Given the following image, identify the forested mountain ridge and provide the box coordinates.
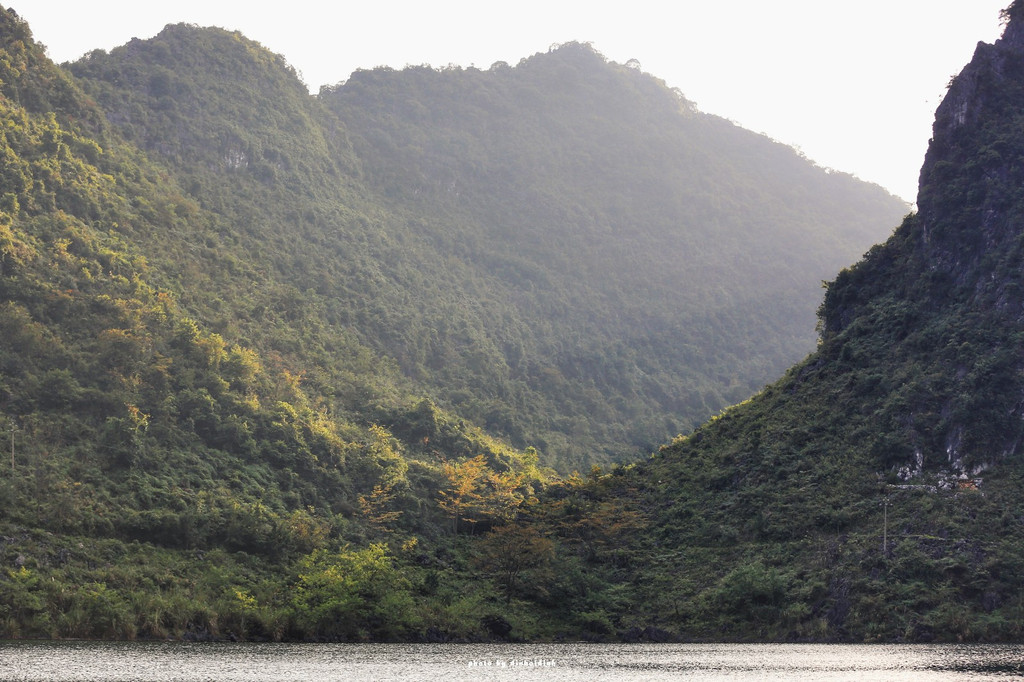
[320,43,908,462]
[0,4,927,642]
[595,1,1024,640]
[0,8,560,639]
[66,26,907,469]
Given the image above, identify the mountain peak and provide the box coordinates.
[0,6,100,128]
[926,4,1024,150]
[816,3,1024,478]
[913,4,1024,291]
[1002,0,1024,42]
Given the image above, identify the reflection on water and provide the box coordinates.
[1,641,1023,681]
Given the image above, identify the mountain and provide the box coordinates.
[0,5,919,641]
[321,44,907,463]
[66,29,906,469]
[0,10,547,640]
[577,1,1024,641]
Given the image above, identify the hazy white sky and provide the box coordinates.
[13,1,1011,202]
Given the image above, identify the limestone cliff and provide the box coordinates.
[817,3,1024,475]
[914,6,1023,288]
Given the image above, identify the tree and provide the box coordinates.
[358,482,403,533]
[291,544,416,640]
[481,468,527,523]
[437,454,487,533]
[476,524,554,601]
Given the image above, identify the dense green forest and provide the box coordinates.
[603,1,1024,640]
[8,0,1020,642]
[64,25,905,469]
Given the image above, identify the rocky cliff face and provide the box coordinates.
[917,2,1024,299]
[816,4,1024,478]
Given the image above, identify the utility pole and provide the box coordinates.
[882,496,888,556]
[9,418,16,472]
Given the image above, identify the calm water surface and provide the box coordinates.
[1,641,1023,681]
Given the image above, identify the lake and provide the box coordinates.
[1,641,1023,681]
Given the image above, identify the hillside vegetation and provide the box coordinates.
[0,4,944,641]
[67,26,905,469]
[591,1,1024,641]
[321,45,905,465]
